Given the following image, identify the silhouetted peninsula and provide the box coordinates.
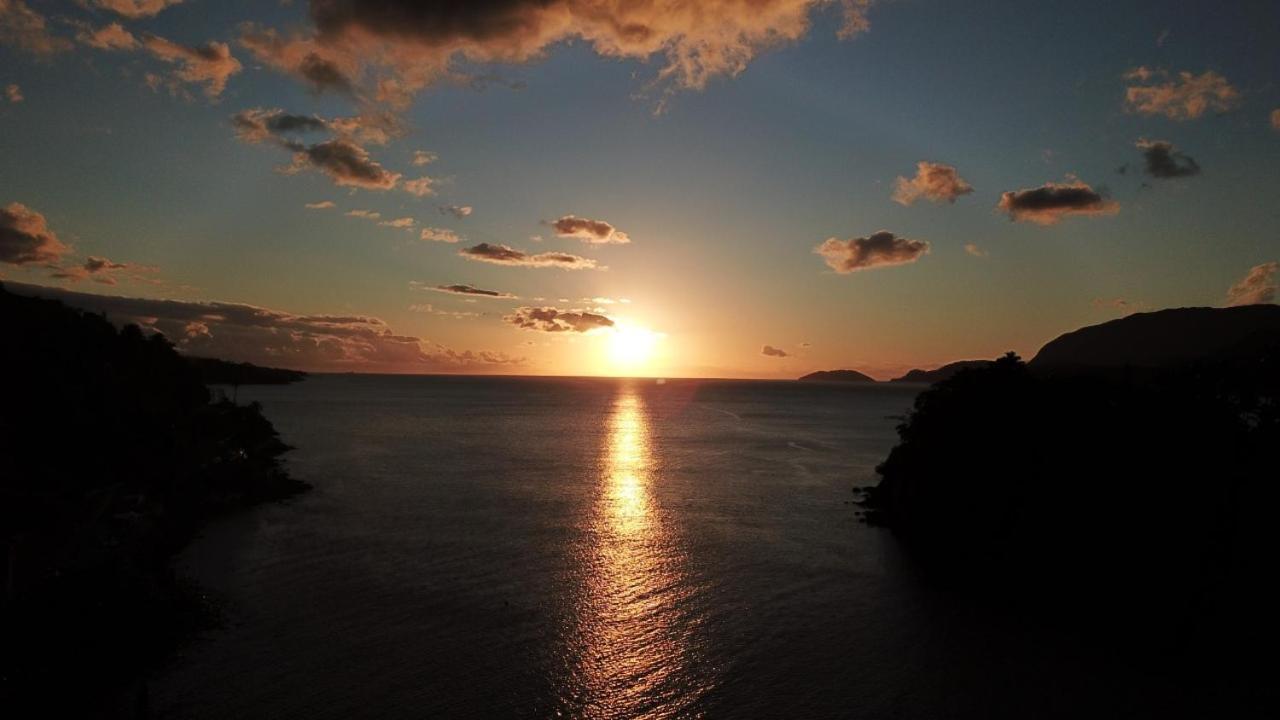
[797,369,877,383]
[889,360,992,383]
[0,283,308,716]
[188,356,308,385]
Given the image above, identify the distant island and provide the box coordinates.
[187,356,308,385]
[797,369,877,383]
[0,283,308,716]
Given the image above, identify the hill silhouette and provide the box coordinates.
[889,360,991,383]
[187,356,307,386]
[1031,305,1280,369]
[0,283,308,715]
[797,369,877,383]
[859,307,1280,714]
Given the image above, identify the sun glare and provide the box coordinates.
[607,325,661,371]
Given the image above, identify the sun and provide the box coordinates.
[608,325,661,371]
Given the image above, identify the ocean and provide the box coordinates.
[153,375,1192,719]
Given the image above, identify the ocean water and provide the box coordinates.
[153,375,1192,719]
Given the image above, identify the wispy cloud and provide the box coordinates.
[1123,67,1240,120]
[459,243,599,270]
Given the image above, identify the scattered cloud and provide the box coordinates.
[420,283,515,299]
[996,180,1119,225]
[305,200,336,209]
[379,217,415,229]
[48,255,140,285]
[964,242,988,258]
[140,35,242,99]
[89,0,184,19]
[891,161,973,206]
[1136,138,1200,178]
[408,303,481,319]
[345,209,380,219]
[549,215,631,244]
[459,243,599,270]
[4,281,523,372]
[505,306,614,333]
[403,176,436,197]
[412,150,437,166]
[1123,67,1240,120]
[4,83,21,102]
[815,230,929,273]
[232,108,401,190]
[242,0,879,110]
[1271,109,1280,131]
[0,0,73,55]
[440,205,472,218]
[761,344,789,357]
[1225,262,1278,307]
[419,227,461,243]
[1091,297,1135,310]
[77,21,139,50]
[1,202,69,265]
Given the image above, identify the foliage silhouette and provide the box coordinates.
[0,283,308,715]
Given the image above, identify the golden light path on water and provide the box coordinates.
[564,386,712,719]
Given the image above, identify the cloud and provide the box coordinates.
[964,242,988,258]
[305,200,336,209]
[402,176,436,197]
[239,25,359,96]
[1271,109,1280,131]
[420,283,516,299]
[996,180,1119,225]
[1123,67,1241,120]
[232,108,401,190]
[419,227,461,243]
[440,205,473,218]
[459,242,599,270]
[761,344,789,357]
[815,230,929,273]
[504,306,614,333]
[346,209,380,219]
[379,217,415,228]
[1136,138,1200,178]
[412,150,436,166]
[0,0,73,55]
[90,0,184,18]
[891,161,974,206]
[48,256,137,285]
[244,1,877,109]
[4,83,21,102]
[77,21,139,50]
[1225,262,1278,307]
[549,215,630,244]
[287,138,401,189]
[139,35,242,99]
[1,202,69,265]
[3,281,523,372]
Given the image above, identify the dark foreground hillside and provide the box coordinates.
[862,336,1280,714]
[0,283,308,716]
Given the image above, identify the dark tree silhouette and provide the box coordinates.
[0,283,308,716]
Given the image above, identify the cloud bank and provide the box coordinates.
[3,281,522,372]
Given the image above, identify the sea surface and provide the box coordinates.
[154,375,1194,719]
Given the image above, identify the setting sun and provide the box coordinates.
[607,325,662,371]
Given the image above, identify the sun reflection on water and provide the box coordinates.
[563,386,710,719]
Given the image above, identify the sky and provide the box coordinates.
[1,0,1278,379]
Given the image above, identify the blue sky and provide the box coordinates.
[2,0,1278,377]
